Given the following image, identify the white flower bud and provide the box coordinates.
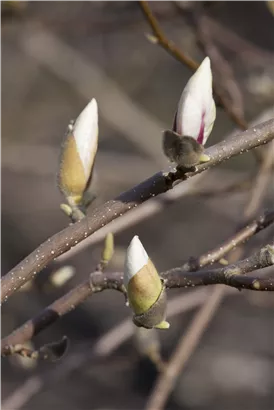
[124,236,170,330]
[58,98,98,204]
[174,57,216,145]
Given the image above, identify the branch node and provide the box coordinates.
[263,244,274,265]
[224,266,241,277]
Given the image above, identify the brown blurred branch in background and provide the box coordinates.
[202,15,274,64]
[1,1,27,19]
[145,285,225,410]
[243,142,274,220]
[194,11,247,130]
[139,1,249,132]
[2,210,274,355]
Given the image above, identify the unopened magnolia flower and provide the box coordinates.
[58,98,98,206]
[124,236,170,330]
[163,57,216,168]
[174,57,216,143]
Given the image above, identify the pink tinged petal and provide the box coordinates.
[197,113,205,145]
[172,111,177,133]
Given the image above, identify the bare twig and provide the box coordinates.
[180,209,274,271]
[139,1,248,131]
[5,265,273,410]
[57,170,250,263]
[2,336,69,362]
[2,119,274,303]
[0,288,216,410]
[162,242,274,289]
[2,213,274,354]
[55,102,272,268]
[139,1,198,70]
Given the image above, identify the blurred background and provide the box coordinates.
[1,2,274,409]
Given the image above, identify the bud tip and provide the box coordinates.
[124,235,149,286]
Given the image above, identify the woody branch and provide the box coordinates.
[2,210,274,355]
[2,118,274,303]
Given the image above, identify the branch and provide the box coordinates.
[139,1,248,130]
[58,170,251,264]
[163,243,274,290]
[146,243,273,410]
[139,1,198,70]
[2,212,274,355]
[1,271,124,356]
[179,210,274,271]
[145,141,274,409]
[1,289,213,410]
[2,119,274,303]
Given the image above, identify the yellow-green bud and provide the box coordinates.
[102,233,114,265]
[58,99,98,205]
[124,236,170,330]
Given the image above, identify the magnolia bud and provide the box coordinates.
[174,57,216,144]
[124,236,170,330]
[58,99,98,206]
[163,57,215,168]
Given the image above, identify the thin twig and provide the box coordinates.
[2,215,274,354]
[0,288,216,410]
[162,242,274,289]
[139,1,198,70]
[139,1,248,131]
[2,119,274,303]
[4,266,272,410]
[180,209,274,272]
[57,171,250,263]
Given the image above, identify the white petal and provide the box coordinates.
[176,57,216,144]
[203,98,216,142]
[124,236,149,287]
[73,98,98,177]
